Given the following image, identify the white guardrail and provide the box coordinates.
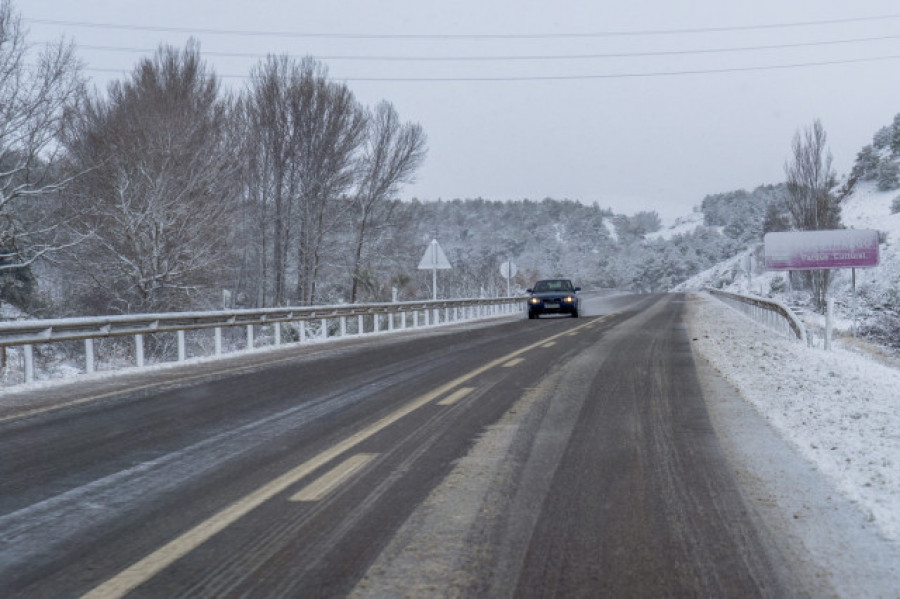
[0,298,525,386]
[704,288,807,344]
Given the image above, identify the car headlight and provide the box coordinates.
[530,297,540,304]
[564,296,574,303]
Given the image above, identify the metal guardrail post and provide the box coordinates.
[214,327,222,356]
[274,322,282,346]
[135,334,144,367]
[85,338,95,374]
[247,325,254,350]
[24,344,34,383]
[177,330,186,362]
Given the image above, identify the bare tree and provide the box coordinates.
[349,101,426,303]
[784,119,843,231]
[60,41,238,313]
[0,0,83,300]
[240,56,297,306]
[238,57,366,307]
[783,119,849,312]
[290,58,367,305]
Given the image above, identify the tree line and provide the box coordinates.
[1,0,425,316]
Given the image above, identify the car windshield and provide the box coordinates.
[533,280,573,293]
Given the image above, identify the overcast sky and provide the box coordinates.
[20,0,900,221]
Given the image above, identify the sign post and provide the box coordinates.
[500,260,517,297]
[417,238,452,300]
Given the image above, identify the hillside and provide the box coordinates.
[674,180,900,357]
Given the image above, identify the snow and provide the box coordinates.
[689,293,900,544]
[603,218,618,243]
[674,179,900,545]
[645,209,709,241]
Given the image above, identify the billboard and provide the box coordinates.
[764,230,880,271]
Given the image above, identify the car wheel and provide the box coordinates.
[528,310,536,319]
[571,309,579,318]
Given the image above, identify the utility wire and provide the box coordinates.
[24,13,900,40]
[78,53,900,82]
[52,33,900,62]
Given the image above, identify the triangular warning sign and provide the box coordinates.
[417,239,452,270]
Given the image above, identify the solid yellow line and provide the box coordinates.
[437,386,474,406]
[80,318,597,599]
[289,453,378,502]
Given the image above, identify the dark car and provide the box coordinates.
[526,279,581,319]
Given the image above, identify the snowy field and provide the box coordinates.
[688,292,900,544]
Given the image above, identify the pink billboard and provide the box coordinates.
[764,230,880,271]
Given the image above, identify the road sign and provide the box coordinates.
[764,230,879,271]
[500,261,517,279]
[418,238,451,300]
[417,239,452,270]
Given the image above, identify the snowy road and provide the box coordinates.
[0,293,894,596]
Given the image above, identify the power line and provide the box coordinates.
[24,13,900,40]
[51,33,900,62]
[78,53,900,82]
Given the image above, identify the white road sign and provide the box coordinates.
[417,239,452,270]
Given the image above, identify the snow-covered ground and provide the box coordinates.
[689,292,900,545]
[645,208,708,241]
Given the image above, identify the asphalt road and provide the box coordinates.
[0,294,800,597]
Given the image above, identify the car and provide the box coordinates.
[526,279,581,319]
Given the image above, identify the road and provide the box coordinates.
[0,294,801,597]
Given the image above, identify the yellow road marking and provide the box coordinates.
[81,318,597,599]
[437,386,474,406]
[503,357,525,367]
[290,454,377,502]
[541,341,556,348]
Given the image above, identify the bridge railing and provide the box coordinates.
[703,287,807,344]
[0,298,525,386]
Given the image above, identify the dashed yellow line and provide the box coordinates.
[81,318,598,599]
[437,387,475,406]
[290,454,378,502]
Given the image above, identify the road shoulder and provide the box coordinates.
[687,294,900,598]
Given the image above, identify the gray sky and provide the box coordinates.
[20,0,900,221]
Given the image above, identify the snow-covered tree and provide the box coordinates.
[60,41,238,313]
[0,0,83,305]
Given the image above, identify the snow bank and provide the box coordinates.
[688,293,900,543]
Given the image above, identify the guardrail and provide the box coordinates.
[0,297,525,386]
[704,287,807,344]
